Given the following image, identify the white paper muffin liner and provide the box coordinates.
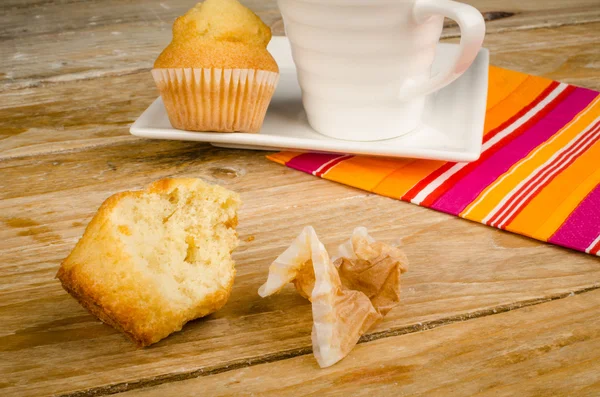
[152,68,279,133]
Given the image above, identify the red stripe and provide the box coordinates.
[420,85,576,208]
[401,83,559,203]
[401,162,457,202]
[315,155,353,177]
[402,82,561,204]
[498,124,600,229]
[488,121,600,226]
[590,238,600,255]
[483,82,560,144]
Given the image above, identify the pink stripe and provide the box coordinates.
[417,83,568,208]
[491,122,600,228]
[499,126,600,229]
[550,183,600,252]
[286,153,345,175]
[316,155,353,177]
[430,88,599,215]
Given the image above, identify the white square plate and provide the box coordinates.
[131,37,489,162]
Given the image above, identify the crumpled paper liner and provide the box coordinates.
[258,226,408,368]
[152,68,279,133]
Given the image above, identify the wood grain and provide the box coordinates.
[120,289,600,397]
[0,71,152,159]
[1,0,599,90]
[1,22,599,161]
[450,23,600,90]
[2,0,599,396]
[0,0,281,40]
[1,140,600,396]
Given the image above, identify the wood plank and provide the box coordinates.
[0,71,153,159]
[1,23,599,160]
[1,139,600,396]
[120,289,600,397]
[0,4,279,92]
[3,0,598,41]
[1,0,599,90]
[0,0,280,40]
[448,23,600,91]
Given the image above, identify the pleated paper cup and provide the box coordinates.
[152,68,279,133]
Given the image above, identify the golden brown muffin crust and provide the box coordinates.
[154,0,278,72]
[57,178,240,347]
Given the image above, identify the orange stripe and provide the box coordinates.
[535,167,600,241]
[486,67,529,110]
[324,157,404,192]
[267,151,303,165]
[496,122,600,229]
[316,155,352,177]
[373,160,447,199]
[506,139,600,238]
[462,98,600,222]
[484,76,553,136]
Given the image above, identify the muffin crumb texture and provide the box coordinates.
[57,178,240,346]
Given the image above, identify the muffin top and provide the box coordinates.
[154,0,278,72]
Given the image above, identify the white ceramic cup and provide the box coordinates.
[277,0,486,141]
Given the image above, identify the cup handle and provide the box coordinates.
[399,0,486,100]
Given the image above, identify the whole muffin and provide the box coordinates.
[153,0,279,133]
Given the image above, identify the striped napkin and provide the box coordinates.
[268,66,600,256]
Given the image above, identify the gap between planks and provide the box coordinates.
[2,12,598,93]
[2,19,600,163]
[58,283,600,397]
[0,134,142,162]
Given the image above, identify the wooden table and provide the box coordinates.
[2,1,600,396]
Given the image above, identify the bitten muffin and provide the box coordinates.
[153,0,279,133]
[57,178,240,346]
